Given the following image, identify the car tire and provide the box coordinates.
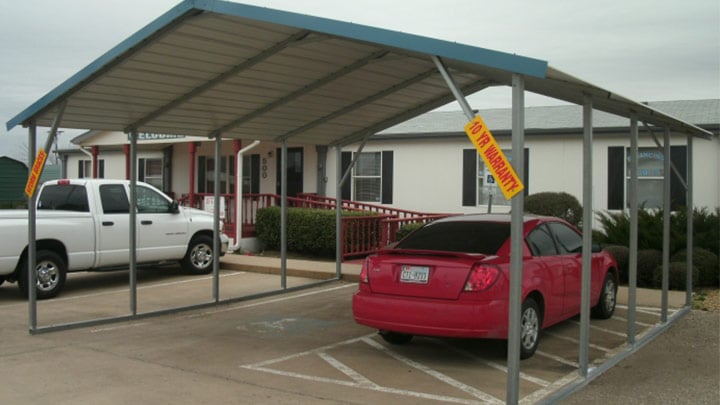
[520,298,542,360]
[592,272,617,319]
[18,250,67,300]
[379,331,413,345]
[181,235,214,275]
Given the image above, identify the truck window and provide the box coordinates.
[99,185,129,214]
[37,185,89,212]
[137,186,172,213]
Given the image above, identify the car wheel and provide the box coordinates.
[379,331,413,345]
[592,272,617,319]
[18,250,67,300]
[181,235,214,275]
[520,298,541,359]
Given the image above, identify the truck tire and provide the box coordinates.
[181,235,214,275]
[18,250,67,300]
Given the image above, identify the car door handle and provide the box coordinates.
[102,221,114,226]
[141,220,153,225]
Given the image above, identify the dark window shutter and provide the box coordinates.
[99,160,105,179]
[341,152,352,200]
[251,154,260,194]
[197,156,206,193]
[138,158,146,182]
[381,151,393,204]
[523,148,530,196]
[78,161,84,178]
[670,145,687,209]
[462,149,477,206]
[607,147,624,210]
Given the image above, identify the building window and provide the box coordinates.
[140,158,163,189]
[78,159,104,178]
[463,148,528,207]
[607,145,686,210]
[197,155,235,194]
[341,151,393,204]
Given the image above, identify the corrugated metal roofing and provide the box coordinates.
[380,99,720,136]
[5,0,712,144]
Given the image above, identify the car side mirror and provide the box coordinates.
[169,201,180,214]
[592,243,602,253]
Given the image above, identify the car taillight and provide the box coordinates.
[359,257,371,283]
[464,264,500,292]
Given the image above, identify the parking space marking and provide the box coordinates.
[436,340,551,388]
[543,331,612,353]
[569,320,628,338]
[535,350,579,368]
[242,333,488,405]
[362,337,505,404]
[519,372,579,405]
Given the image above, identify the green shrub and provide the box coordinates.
[653,262,699,291]
[671,248,719,287]
[525,192,583,226]
[597,207,719,256]
[603,245,629,283]
[637,249,663,287]
[255,207,373,258]
[395,222,424,241]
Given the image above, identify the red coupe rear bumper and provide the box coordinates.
[352,290,509,339]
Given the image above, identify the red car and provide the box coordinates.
[352,214,618,359]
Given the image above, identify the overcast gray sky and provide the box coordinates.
[1,0,718,162]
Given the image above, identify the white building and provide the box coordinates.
[60,99,719,232]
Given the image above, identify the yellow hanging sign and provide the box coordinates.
[464,115,524,200]
[25,148,48,198]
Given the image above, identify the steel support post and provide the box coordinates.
[213,133,222,301]
[129,130,138,315]
[685,135,694,305]
[27,122,37,333]
[506,73,526,405]
[335,146,343,278]
[280,140,288,289]
[627,116,639,343]
[661,129,671,322]
[579,96,593,376]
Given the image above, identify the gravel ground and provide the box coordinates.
[561,294,719,405]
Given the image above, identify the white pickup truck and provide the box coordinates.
[0,179,228,299]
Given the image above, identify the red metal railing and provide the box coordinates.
[178,192,452,260]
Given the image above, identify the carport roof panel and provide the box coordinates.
[6,0,712,142]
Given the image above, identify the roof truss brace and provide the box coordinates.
[124,30,311,133]
[213,49,389,135]
[275,68,438,142]
[332,78,494,147]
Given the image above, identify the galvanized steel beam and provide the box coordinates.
[685,135,694,305]
[627,116,639,344]
[129,129,138,315]
[579,96,593,376]
[661,128,671,322]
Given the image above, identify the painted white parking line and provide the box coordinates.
[519,372,580,405]
[361,337,504,404]
[241,333,488,405]
[543,331,612,353]
[569,321,628,338]
[436,340,551,388]
[318,352,378,389]
[611,315,654,328]
[535,350,579,368]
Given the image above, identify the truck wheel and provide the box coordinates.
[18,250,67,300]
[0,276,5,287]
[181,235,214,275]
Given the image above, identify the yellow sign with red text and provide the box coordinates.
[464,115,524,200]
[25,148,48,198]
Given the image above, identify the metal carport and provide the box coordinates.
[5,1,713,403]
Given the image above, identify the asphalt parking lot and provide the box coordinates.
[0,264,681,404]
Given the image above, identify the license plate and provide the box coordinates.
[400,265,429,284]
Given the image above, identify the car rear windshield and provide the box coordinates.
[37,185,89,212]
[395,221,511,254]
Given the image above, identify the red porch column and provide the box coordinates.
[189,142,197,207]
[123,144,130,180]
[91,145,99,178]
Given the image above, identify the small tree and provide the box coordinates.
[525,192,583,226]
